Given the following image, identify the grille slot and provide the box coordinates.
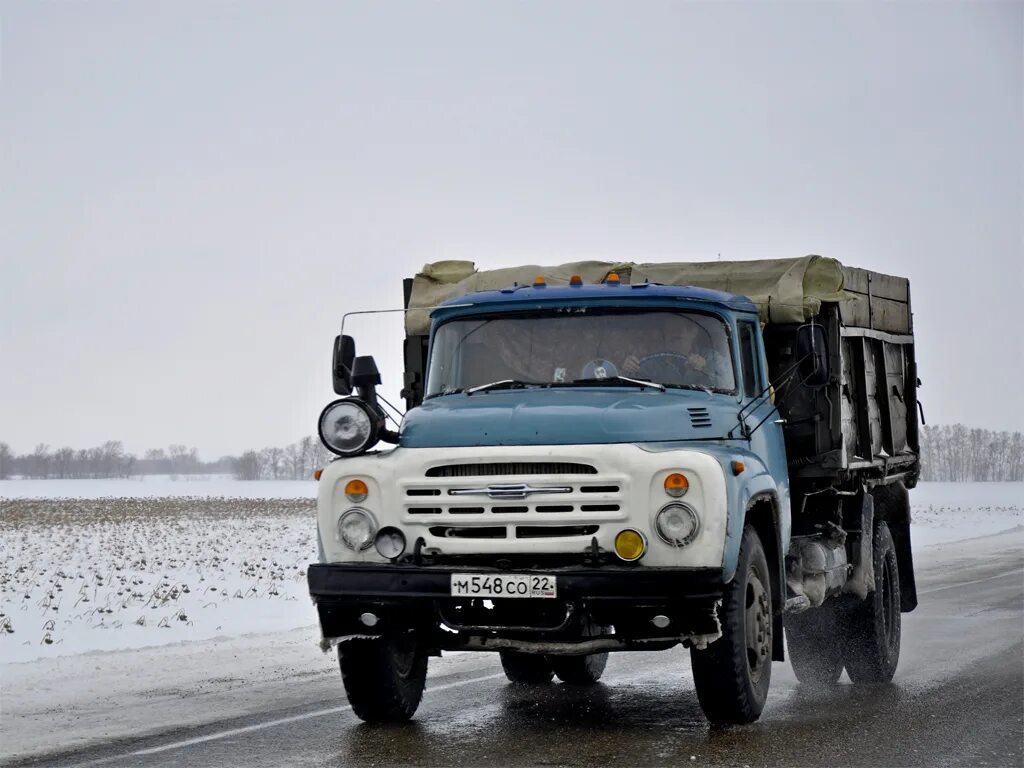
[430,526,506,539]
[491,506,529,514]
[580,485,620,493]
[536,505,574,513]
[449,507,485,515]
[516,525,599,539]
[426,462,597,478]
[688,407,713,428]
[580,504,620,512]
[406,489,441,497]
[408,507,442,515]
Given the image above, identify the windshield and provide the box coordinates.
[426,311,737,396]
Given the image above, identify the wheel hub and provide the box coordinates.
[745,566,771,683]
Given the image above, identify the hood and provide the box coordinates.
[400,388,740,448]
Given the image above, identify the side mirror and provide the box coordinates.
[332,335,356,395]
[796,325,829,387]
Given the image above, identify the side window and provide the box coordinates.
[738,322,761,398]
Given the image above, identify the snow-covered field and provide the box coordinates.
[0,480,1019,666]
[1,491,318,664]
[907,481,1022,546]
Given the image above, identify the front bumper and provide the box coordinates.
[308,562,724,600]
[308,562,725,649]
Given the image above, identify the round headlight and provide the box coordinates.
[655,503,700,547]
[319,398,379,456]
[338,508,377,551]
[374,527,407,560]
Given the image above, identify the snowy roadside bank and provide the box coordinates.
[1,528,1020,765]
[0,481,1020,762]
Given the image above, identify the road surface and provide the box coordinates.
[4,531,1022,768]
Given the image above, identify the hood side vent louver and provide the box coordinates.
[688,407,713,429]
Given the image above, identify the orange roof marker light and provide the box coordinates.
[569,274,583,286]
[533,276,547,288]
[605,272,621,285]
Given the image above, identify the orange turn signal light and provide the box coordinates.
[344,479,369,502]
[533,276,547,287]
[605,272,621,284]
[732,461,745,475]
[569,274,583,286]
[313,469,322,481]
[664,472,689,497]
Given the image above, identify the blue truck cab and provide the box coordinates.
[308,259,920,726]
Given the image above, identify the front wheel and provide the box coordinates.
[690,525,773,725]
[339,634,428,722]
[843,520,901,683]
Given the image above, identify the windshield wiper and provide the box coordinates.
[569,376,666,392]
[465,379,544,395]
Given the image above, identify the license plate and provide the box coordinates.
[450,573,557,599]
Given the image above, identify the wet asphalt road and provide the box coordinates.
[13,542,1024,768]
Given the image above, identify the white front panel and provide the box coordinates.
[318,444,728,568]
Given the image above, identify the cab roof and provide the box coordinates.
[433,281,759,316]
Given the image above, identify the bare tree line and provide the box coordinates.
[919,424,1023,482]
[0,438,329,481]
[1,425,1020,482]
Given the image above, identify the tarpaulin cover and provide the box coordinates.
[405,255,906,335]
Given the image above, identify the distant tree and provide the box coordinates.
[0,442,11,479]
[234,450,262,481]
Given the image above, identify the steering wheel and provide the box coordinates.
[635,352,714,387]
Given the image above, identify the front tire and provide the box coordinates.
[786,601,844,685]
[843,520,901,683]
[500,651,554,684]
[690,525,773,725]
[339,634,427,722]
[550,652,608,685]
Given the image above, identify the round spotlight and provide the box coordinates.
[337,508,377,551]
[319,398,379,456]
[614,528,647,562]
[374,527,407,560]
[655,503,700,547]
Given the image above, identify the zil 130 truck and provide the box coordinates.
[307,256,921,725]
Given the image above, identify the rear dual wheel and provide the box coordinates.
[787,520,902,686]
[500,650,608,685]
[843,521,901,682]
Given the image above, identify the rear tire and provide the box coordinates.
[550,652,608,685]
[786,602,844,685]
[844,520,901,683]
[500,651,554,684]
[339,634,427,722]
[690,525,773,725]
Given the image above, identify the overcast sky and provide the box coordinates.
[2,1,1022,458]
